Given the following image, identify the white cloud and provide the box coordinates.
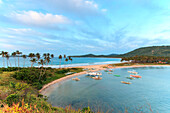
[34,0,100,16]
[101,9,107,12]
[8,11,71,28]
[0,0,2,4]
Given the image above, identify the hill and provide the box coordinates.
[118,46,170,57]
[71,53,119,57]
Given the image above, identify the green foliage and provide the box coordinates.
[6,94,19,106]
[119,46,170,57]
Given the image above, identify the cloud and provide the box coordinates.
[0,0,2,4]
[7,11,71,29]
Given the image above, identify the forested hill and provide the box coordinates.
[118,46,170,57]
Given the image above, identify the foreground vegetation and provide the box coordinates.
[0,67,97,113]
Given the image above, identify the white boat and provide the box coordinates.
[87,72,102,76]
[92,76,102,80]
[128,70,138,74]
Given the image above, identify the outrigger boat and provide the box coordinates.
[92,76,102,80]
[128,70,138,74]
[126,77,135,80]
[114,75,120,77]
[87,72,102,76]
[72,77,80,81]
[130,75,142,78]
[121,81,131,84]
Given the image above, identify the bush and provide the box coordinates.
[6,94,20,106]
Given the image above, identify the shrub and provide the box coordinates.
[6,94,20,106]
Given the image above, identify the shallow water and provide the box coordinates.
[43,66,170,113]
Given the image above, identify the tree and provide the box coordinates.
[5,53,10,67]
[16,50,22,67]
[12,52,17,67]
[30,58,37,67]
[22,55,27,67]
[59,55,62,68]
[36,53,41,67]
[51,54,54,65]
[0,51,5,67]
[65,58,68,68]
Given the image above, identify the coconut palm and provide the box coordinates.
[59,55,62,68]
[36,53,41,67]
[12,52,17,67]
[22,55,27,67]
[0,51,5,67]
[16,50,22,67]
[5,53,9,67]
[30,58,37,67]
[51,54,54,65]
[65,58,68,68]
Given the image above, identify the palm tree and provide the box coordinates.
[16,50,22,67]
[63,54,66,67]
[0,51,5,67]
[5,53,9,67]
[30,58,37,67]
[36,53,41,67]
[65,58,68,68]
[59,55,62,68]
[51,54,54,65]
[46,57,51,65]
[22,55,27,67]
[43,53,47,65]
[12,52,17,67]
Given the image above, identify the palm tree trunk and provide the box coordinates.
[3,57,5,67]
[60,60,61,68]
[24,59,25,67]
[18,57,19,67]
[7,59,8,67]
[15,57,16,67]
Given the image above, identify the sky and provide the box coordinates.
[0,0,170,56]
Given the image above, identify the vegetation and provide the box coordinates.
[118,46,170,57]
[121,55,170,64]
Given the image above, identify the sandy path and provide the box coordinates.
[39,64,170,93]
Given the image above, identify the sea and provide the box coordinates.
[0,57,121,68]
[42,66,170,113]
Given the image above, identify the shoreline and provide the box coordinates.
[39,64,170,93]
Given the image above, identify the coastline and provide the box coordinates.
[39,64,170,93]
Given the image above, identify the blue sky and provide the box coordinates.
[0,0,170,56]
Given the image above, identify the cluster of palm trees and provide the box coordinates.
[0,50,73,68]
[121,55,170,64]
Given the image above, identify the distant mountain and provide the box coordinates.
[118,46,170,57]
[71,53,119,58]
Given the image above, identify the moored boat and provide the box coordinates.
[126,77,135,80]
[87,72,102,76]
[130,75,142,78]
[92,76,102,80]
[114,75,120,77]
[121,81,131,84]
[72,77,80,81]
[128,71,138,74]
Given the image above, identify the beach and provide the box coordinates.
[39,64,170,93]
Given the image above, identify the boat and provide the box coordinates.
[87,72,102,76]
[126,77,135,80]
[128,71,138,74]
[130,75,142,78]
[72,77,80,81]
[92,76,102,80]
[105,69,113,72]
[114,75,120,77]
[108,72,112,74]
[121,81,131,84]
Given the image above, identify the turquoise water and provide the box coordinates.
[0,57,121,68]
[42,66,170,113]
